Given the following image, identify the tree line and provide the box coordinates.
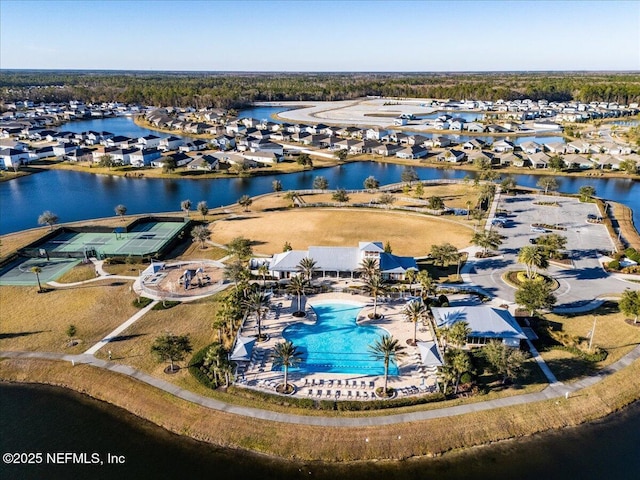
[1,71,639,107]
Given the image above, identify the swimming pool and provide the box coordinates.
[281,301,399,376]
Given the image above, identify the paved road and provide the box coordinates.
[2,346,638,426]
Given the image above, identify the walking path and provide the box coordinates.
[2,343,638,426]
[83,300,159,355]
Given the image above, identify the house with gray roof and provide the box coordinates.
[431,306,527,348]
[268,241,417,281]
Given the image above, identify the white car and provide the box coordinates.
[530,226,548,233]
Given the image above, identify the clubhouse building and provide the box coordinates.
[262,241,418,280]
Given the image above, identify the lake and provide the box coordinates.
[1,383,638,480]
[1,162,638,235]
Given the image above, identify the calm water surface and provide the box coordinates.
[1,162,637,234]
[0,384,638,480]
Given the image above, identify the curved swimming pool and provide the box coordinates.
[281,301,399,376]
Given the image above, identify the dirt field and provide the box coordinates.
[209,208,474,256]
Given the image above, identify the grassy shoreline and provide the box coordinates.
[0,356,638,462]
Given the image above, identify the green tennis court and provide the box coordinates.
[1,220,189,286]
[37,221,185,258]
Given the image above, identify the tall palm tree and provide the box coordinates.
[287,275,307,314]
[297,257,318,284]
[363,274,387,319]
[271,340,303,392]
[403,299,427,345]
[447,321,471,348]
[31,266,43,293]
[242,291,270,341]
[405,268,417,296]
[257,263,270,289]
[518,246,549,279]
[358,257,379,282]
[369,334,405,395]
[417,270,436,299]
[449,349,472,395]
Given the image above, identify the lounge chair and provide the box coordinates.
[336,380,342,388]
[369,381,375,390]
[318,379,325,387]
[327,380,334,387]
[335,390,341,399]
[360,380,366,389]
[311,379,317,387]
[316,389,322,397]
[347,391,353,399]
[355,391,361,399]
[325,390,332,398]
[362,391,369,400]
[307,389,313,396]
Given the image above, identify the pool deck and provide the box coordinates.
[236,292,439,399]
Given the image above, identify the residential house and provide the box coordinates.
[497,152,521,167]
[436,149,466,163]
[396,145,428,160]
[520,141,542,154]
[527,151,550,168]
[465,122,485,133]
[545,142,566,155]
[431,306,527,348]
[242,151,282,165]
[105,135,133,148]
[462,139,485,150]
[366,128,387,140]
[179,140,208,152]
[563,154,593,170]
[159,136,185,152]
[566,141,590,154]
[0,148,31,169]
[152,152,191,168]
[187,154,219,171]
[129,148,162,167]
[52,143,77,158]
[212,135,236,150]
[137,135,162,149]
[492,140,515,153]
[372,143,403,157]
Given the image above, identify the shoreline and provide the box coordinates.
[0,353,638,462]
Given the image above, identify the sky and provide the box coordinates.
[1,0,639,72]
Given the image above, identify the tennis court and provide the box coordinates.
[0,219,189,286]
[36,221,186,258]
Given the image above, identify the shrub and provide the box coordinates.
[132,296,153,308]
[460,372,473,384]
[189,344,218,390]
[607,260,621,271]
[438,294,449,307]
[153,300,181,310]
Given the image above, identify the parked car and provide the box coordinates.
[530,226,548,233]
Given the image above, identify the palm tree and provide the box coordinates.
[449,349,472,395]
[271,340,303,393]
[405,268,417,296]
[180,199,192,217]
[465,200,473,220]
[287,275,307,314]
[471,229,502,256]
[238,194,253,211]
[363,274,387,319]
[403,299,427,345]
[369,335,405,396]
[447,321,471,348]
[518,246,549,279]
[257,263,270,289]
[242,291,270,341]
[31,266,43,293]
[358,257,379,282]
[297,257,318,283]
[417,270,436,300]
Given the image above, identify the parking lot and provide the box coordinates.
[468,193,631,310]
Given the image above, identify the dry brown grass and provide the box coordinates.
[0,282,138,354]
[94,295,220,375]
[210,208,473,256]
[55,262,97,283]
[1,356,638,461]
[543,304,640,369]
[612,201,640,250]
[177,242,228,261]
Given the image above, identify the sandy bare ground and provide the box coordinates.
[273,98,438,128]
[209,208,473,256]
